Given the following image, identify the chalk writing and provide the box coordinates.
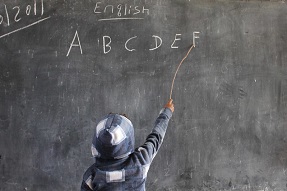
[193,32,200,47]
[93,2,149,21]
[149,35,162,51]
[171,34,181,49]
[66,32,200,56]
[0,0,50,39]
[125,36,137,52]
[66,30,83,57]
[103,36,112,54]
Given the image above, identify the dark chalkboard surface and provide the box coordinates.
[1,0,287,190]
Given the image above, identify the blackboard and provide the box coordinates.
[1,0,287,190]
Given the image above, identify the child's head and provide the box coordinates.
[91,113,135,159]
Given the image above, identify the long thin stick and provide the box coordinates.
[169,44,195,99]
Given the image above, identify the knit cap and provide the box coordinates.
[91,114,135,159]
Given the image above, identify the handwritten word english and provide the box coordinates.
[66,31,200,57]
[93,2,149,21]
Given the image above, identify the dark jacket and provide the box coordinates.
[81,108,173,191]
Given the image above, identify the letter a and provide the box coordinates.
[66,30,83,57]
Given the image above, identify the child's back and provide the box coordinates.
[81,100,174,191]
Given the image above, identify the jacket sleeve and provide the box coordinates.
[135,108,173,163]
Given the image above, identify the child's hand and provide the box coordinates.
[164,99,174,113]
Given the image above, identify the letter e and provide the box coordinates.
[94,2,102,13]
[171,34,181,49]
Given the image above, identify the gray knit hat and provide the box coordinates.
[91,114,135,159]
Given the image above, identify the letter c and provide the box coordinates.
[125,36,137,52]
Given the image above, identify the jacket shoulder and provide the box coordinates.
[82,163,97,190]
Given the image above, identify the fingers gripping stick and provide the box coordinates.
[164,99,174,113]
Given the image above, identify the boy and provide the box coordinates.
[81,99,174,191]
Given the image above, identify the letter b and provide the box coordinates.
[103,36,112,54]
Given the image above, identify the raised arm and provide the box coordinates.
[135,99,174,163]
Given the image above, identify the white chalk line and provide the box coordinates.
[98,17,144,21]
[0,16,51,39]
